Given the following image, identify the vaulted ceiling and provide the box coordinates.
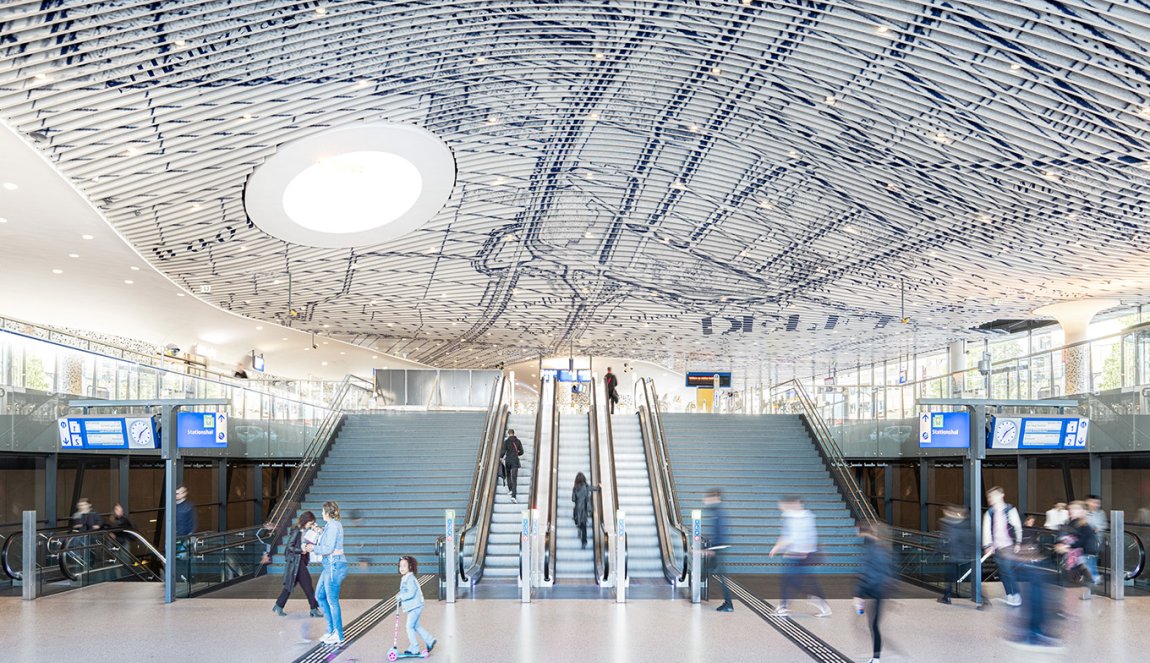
[3,0,1150,373]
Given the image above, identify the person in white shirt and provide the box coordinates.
[982,486,1023,607]
[769,496,831,617]
[1043,502,1068,530]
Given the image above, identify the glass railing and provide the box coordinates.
[173,525,266,598]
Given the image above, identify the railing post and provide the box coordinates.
[22,510,36,601]
[615,510,626,603]
[690,509,702,603]
[1111,511,1125,601]
[444,510,456,603]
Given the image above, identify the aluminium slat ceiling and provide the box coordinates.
[3,0,1150,373]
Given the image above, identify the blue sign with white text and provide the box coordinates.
[176,412,229,448]
[58,417,158,450]
[918,412,971,449]
[989,417,1089,450]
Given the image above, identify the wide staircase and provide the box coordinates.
[554,414,596,580]
[464,413,535,580]
[662,414,862,573]
[611,413,663,578]
[271,412,485,575]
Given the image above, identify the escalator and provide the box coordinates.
[3,527,165,596]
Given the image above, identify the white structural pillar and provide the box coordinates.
[520,510,531,603]
[690,509,702,603]
[615,510,627,603]
[948,340,966,397]
[1035,299,1119,396]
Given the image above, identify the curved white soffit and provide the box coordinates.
[245,123,457,248]
[0,119,426,378]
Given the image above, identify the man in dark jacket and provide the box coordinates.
[500,429,524,504]
[604,368,620,414]
[938,504,972,604]
[705,489,733,612]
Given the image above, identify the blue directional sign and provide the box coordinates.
[176,412,229,448]
[918,411,971,449]
[58,417,158,450]
[989,416,1089,450]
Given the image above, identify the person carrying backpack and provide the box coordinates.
[937,504,972,605]
[982,486,1023,607]
[500,428,524,504]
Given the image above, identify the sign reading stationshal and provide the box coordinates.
[918,411,971,449]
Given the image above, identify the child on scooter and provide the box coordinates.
[397,556,437,656]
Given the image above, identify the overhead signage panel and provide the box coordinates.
[177,412,229,448]
[918,411,971,449]
[686,372,732,388]
[58,416,158,450]
[989,416,1088,450]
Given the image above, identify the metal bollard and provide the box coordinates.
[444,510,456,603]
[690,510,702,604]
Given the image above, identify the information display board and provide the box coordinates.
[918,411,971,449]
[58,416,158,450]
[686,372,732,388]
[989,416,1089,450]
[176,412,229,449]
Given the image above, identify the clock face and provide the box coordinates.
[995,420,1019,448]
[129,420,153,448]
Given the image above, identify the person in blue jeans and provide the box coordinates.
[305,501,348,646]
[397,556,437,655]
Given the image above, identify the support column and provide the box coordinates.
[948,341,966,398]
[883,464,894,524]
[44,454,57,528]
[118,455,130,515]
[216,459,228,532]
[1035,299,1119,396]
[1017,456,1030,519]
[919,458,930,531]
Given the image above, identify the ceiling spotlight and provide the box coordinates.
[256,326,263,330]
[1010,63,1022,70]
[486,115,500,125]
[130,265,140,271]
[475,56,488,64]
[672,180,685,190]
[176,292,186,297]
[593,52,604,60]
[52,269,63,274]
[315,6,327,16]
[587,112,599,120]
[2,182,17,190]
[124,279,134,284]
[824,95,837,105]
[689,123,700,132]
[710,66,722,76]
[33,73,50,81]
[843,225,859,235]
[81,234,94,240]
[174,39,186,47]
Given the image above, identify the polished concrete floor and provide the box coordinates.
[2,580,1148,662]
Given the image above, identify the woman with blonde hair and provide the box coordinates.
[304,501,348,645]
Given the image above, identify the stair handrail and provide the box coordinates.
[648,380,688,535]
[263,374,374,534]
[637,378,690,583]
[771,379,879,528]
[456,375,510,582]
[587,378,611,584]
[544,379,560,582]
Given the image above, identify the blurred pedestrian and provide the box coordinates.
[770,495,831,617]
[854,523,892,663]
[1044,502,1068,530]
[71,498,103,532]
[273,511,323,619]
[937,504,972,604]
[1013,518,1061,648]
[982,486,1022,607]
[1055,501,1099,601]
[107,503,135,546]
[705,489,733,612]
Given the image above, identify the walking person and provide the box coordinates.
[854,523,892,663]
[107,503,136,547]
[770,495,831,617]
[1084,494,1107,591]
[982,486,1023,607]
[705,489,734,612]
[273,511,323,619]
[397,556,437,655]
[71,498,103,532]
[937,504,972,604]
[1055,501,1099,601]
[500,428,524,504]
[572,472,592,550]
[305,501,348,646]
[604,367,620,414]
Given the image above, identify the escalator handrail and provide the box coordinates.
[455,375,510,581]
[544,380,560,582]
[638,405,684,584]
[459,405,511,582]
[640,379,690,582]
[599,378,621,583]
[55,530,165,583]
[2,526,73,580]
[587,378,609,583]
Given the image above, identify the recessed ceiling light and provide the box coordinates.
[321,361,329,366]
[256,326,263,330]
[130,266,140,271]
[176,292,185,297]
[372,355,379,359]
[587,112,600,120]
[593,52,604,60]
[486,115,500,125]
[1010,63,1022,70]
[52,269,63,274]
[236,244,247,251]
[281,337,288,341]
[876,26,889,33]
[272,279,280,285]
[315,6,327,15]
[241,113,253,121]
[124,279,134,284]
[475,56,488,64]
[672,181,685,189]
[123,147,139,157]
[0,218,8,223]
[323,323,330,328]
[824,95,837,105]
[1043,171,1060,180]
[81,234,94,240]
[34,73,51,81]
[323,341,329,345]
[354,80,370,89]
[742,0,752,5]
[710,66,722,75]
[844,225,859,235]
[174,39,186,47]
[2,182,17,190]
